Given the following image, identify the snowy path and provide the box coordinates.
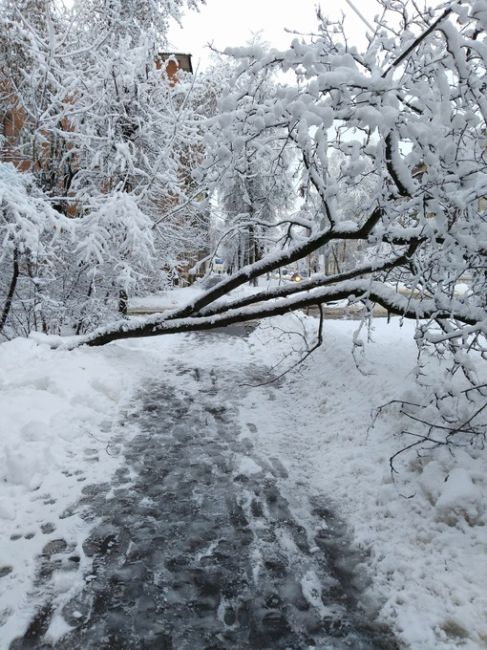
[9,331,398,649]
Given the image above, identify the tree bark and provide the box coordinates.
[119,289,128,316]
[0,249,19,335]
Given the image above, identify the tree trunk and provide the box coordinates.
[0,249,19,335]
[119,289,128,316]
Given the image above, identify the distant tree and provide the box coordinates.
[204,49,296,281]
[308,151,380,275]
[0,0,78,337]
[0,0,70,197]
[64,0,209,314]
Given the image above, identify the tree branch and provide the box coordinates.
[163,206,384,321]
[197,243,419,318]
[77,278,480,347]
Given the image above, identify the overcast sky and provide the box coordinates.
[167,0,385,70]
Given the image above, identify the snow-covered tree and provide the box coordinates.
[0,163,70,338]
[204,50,296,278]
[1,0,208,329]
[0,0,70,196]
[80,1,486,454]
[84,0,487,340]
[305,151,380,275]
[67,0,209,312]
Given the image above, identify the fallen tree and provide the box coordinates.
[63,0,485,433]
[76,1,486,352]
[69,1,487,460]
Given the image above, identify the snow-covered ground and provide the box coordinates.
[0,309,485,649]
[0,335,176,644]
[244,315,487,650]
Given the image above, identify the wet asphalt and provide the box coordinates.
[10,331,399,650]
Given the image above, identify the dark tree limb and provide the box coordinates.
[382,4,455,77]
[164,206,384,321]
[0,249,19,336]
[79,279,479,347]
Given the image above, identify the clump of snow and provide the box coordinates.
[235,456,263,477]
[435,465,485,526]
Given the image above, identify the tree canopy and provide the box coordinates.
[1,1,486,443]
[79,0,486,351]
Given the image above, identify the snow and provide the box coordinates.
[1,311,486,649]
[3,0,487,644]
[0,334,176,644]
[235,455,263,476]
[129,285,205,312]
[128,277,285,314]
[241,315,487,650]
[435,466,484,525]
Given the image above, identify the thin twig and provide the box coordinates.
[240,304,324,388]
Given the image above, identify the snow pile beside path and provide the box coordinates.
[0,337,153,643]
[246,315,487,650]
[0,339,125,490]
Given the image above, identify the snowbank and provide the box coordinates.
[129,285,204,312]
[128,276,284,313]
[244,315,487,650]
[0,336,166,644]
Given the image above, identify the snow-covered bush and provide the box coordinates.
[0,163,71,338]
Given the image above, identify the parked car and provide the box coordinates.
[197,274,226,290]
[212,257,225,274]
